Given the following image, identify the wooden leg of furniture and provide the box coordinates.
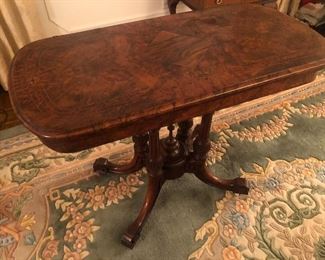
[167,0,180,14]
[192,113,249,194]
[195,165,249,194]
[176,119,193,148]
[121,129,163,248]
[93,115,248,249]
[93,134,148,175]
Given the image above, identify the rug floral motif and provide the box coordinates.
[43,170,146,260]
[0,75,325,260]
[187,77,325,260]
[189,158,325,260]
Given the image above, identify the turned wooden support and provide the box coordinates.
[121,129,163,248]
[164,125,179,154]
[146,129,164,177]
[95,115,248,249]
[10,1,325,250]
[94,115,249,249]
[132,134,149,167]
[163,125,182,161]
[176,119,193,146]
[162,124,187,179]
[192,113,213,165]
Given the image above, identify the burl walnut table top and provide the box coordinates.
[9,4,325,152]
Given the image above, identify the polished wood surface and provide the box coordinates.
[95,115,249,248]
[8,4,325,248]
[9,5,325,153]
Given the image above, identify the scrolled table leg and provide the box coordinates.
[121,129,164,248]
[195,166,249,194]
[191,113,249,194]
[93,134,148,175]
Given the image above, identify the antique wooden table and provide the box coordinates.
[9,4,325,248]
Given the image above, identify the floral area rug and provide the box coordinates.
[0,75,325,260]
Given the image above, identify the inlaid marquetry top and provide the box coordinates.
[9,4,325,152]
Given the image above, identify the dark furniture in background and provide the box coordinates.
[9,4,325,249]
[0,88,20,130]
[314,22,325,37]
[168,0,275,13]
[167,0,324,37]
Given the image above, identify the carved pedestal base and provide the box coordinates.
[93,113,249,248]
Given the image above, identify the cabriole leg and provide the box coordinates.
[192,113,249,194]
[93,134,148,175]
[121,129,164,248]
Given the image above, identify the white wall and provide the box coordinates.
[44,0,190,33]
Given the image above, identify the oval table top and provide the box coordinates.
[9,4,325,152]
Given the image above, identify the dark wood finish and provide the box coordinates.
[314,23,325,37]
[168,0,262,14]
[0,89,20,130]
[176,119,193,145]
[121,129,164,248]
[9,5,325,153]
[168,0,180,14]
[191,113,248,194]
[98,114,248,248]
[93,134,148,175]
[8,4,325,248]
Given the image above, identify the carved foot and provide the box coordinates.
[195,166,249,194]
[93,134,148,175]
[121,175,163,248]
[93,157,143,175]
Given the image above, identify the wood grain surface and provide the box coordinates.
[9,4,325,152]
